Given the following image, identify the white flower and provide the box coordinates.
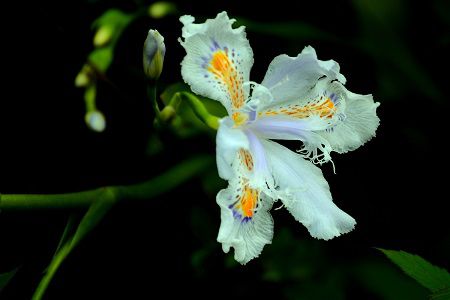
[179,12,380,264]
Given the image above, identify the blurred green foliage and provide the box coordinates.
[0,269,18,292]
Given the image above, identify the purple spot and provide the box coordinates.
[210,39,221,51]
[232,210,242,220]
[330,93,337,103]
[201,56,210,69]
[242,216,252,223]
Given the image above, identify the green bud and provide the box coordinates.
[148,2,177,19]
[75,64,94,88]
[93,25,114,47]
[143,29,165,80]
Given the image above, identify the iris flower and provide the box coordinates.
[179,12,380,264]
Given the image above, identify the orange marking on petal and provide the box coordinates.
[207,50,245,109]
[232,112,248,127]
[238,185,258,217]
[239,149,254,171]
[259,97,336,119]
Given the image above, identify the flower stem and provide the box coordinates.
[148,81,162,124]
[0,155,213,210]
[177,92,220,130]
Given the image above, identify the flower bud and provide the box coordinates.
[143,29,165,80]
[75,64,94,88]
[148,2,176,19]
[93,25,113,47]
[85,110,106,132]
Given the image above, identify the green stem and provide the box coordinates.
[84,84,97,112]
[148,82,161,123]
[0,155,213,210]
[177,92,220,130]
[25,155,212,299]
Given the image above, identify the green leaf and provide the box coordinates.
[0,268,19,292]
[70,193,116,247]
[378,248,450,293]
[355,261,427,300]
[32,191,116,300]
[52,214,78,258]
[431,288,450,300]
[88,47,114,72]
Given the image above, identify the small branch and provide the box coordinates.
[0,156,213,210]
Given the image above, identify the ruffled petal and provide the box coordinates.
[262,140,356,240]
[317,82,380,153]
[217,179,274,264]
[260,46,345,107]
[179,12,254,113]
[253,78,380,161]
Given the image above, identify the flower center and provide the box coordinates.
[232,111,249,127]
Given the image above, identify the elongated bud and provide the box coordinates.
[148,2,177,19]
[143,29,165,80]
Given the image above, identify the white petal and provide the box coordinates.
[244,129,274,190]
[179,12,254,113]
[249,115,330,139]
[260,46,345,107]
[217,181,273,264]
[249,115,334,164]
[253,80,380,162]
[318,82,380,153]
[216,117,249,180]
[262,140,356,240]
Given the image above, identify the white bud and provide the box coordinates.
[85,110,106,132]
[143,29,166,80]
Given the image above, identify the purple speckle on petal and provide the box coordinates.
[211,39,221,51]
[329,93,335,101]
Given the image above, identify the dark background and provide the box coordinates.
[1,0,449,299]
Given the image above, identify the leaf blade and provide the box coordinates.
[0,268,19,292]
[378,248,450,293]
